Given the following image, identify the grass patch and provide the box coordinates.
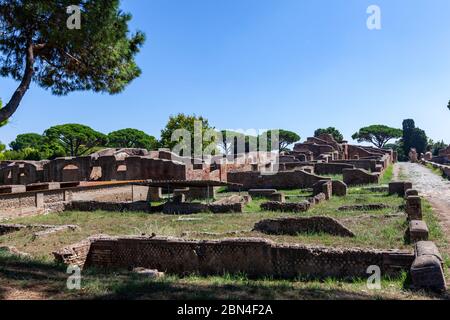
[0,251,437,300]
[380,164,394,184]
[425,163,444,177]
[320,174,343,181]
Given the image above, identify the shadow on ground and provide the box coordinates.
[1,252,448,300]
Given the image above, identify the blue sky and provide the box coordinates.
[1,0,450,146]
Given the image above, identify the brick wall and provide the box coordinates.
[227,170,330,191]
[54,236,414,279]
[0,184,149,220]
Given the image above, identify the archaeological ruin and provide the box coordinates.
[1,133,446,295]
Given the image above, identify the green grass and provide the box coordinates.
[425,163,444,177]
[320,174,344,181]
[380,165,394,184]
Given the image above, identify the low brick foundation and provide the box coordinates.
[253,217,355,237]
[260,201,311,213]
[69,201,152,213]
[338,204,391,211]
[54,236,414,279]
[227,170,330,191]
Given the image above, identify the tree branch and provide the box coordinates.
[0,42,35,123]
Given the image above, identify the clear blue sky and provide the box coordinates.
[1,0,450,146]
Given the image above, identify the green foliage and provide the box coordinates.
[9,133,45,151]
[402,119,428,155]
[384,142,407,161]
[428,139,447,156]
[2,131,67,160]
[314,127,344,143]
[0,0,145,122]
[44,124,107,157]
[352,125,402,148]
[108,128,158,151]
[262,129,301,152]
[39,141,67,159]
[1,147,41,161]
[218,130,246,155]
[159,114,216,156]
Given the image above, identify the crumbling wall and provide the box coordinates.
[343,169,379,186]
[54,236,414,279]
[227,170,330,191]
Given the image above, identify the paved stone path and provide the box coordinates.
[397,162,450,245]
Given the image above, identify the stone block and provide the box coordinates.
[343,169,379,186]
[406,196,422,220]
[411,255,447,292]
[268,192,286,203]
[313,180,332,200]
[415,241,443,263]
[331,180,347,197]
[388,181,413,197]
[260,201,311,213]
[405,189,419,199]
[409,220,429,243]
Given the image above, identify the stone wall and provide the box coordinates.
[54,236,414,279]
[253,217,355,237]
[0,151,190,185]
[260,201,311,213]
[162,202,243,215]
[227,170,330,191]
[343,169,379,186]
[314,163,355,175]
[0,183,150,220]
[69,201,152,213]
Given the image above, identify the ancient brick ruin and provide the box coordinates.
[53,236,413,279]
[6,135,444,295]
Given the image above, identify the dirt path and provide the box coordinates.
[397,162,450,246]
